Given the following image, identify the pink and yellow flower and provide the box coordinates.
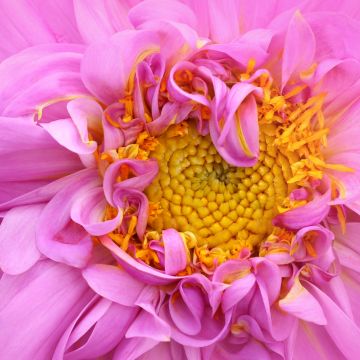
[1,0,360,359]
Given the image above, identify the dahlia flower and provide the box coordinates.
[1,0,360,359]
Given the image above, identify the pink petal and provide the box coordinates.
[0,260,94,359]
[113,337,159,360]
[81,30,160,104]
[0,117,82,182]
[103,159,158,206]
[306,281,360,358]
[210,80,261,167]
[162,229,187,276]
[279,276,326,325]
[74,0,135,44]
[0,44,89,116]
[273,179,331,229]
[281,11,315,89]
[129,0,197,30]
[126,310,171,342]
[0,204,43,275]
[71,187,123,236]
[36,169,99,268]
[82,264,145,306]
[100,236,179,285]
[207,0,240,42]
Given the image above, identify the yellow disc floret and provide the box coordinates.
[145,122,294,252]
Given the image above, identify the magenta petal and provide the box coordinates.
[281,11,315,88]
[71,187,123,236]
[0,204,43,275]
[82,264,145,306]
[162,229,187,275]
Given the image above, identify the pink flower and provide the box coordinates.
[1,1,360,359]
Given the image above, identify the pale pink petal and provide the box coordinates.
[55,297,137,359]
[0,44,89,116]
[0,204,44,275]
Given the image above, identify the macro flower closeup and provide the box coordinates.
[1,0,360,359]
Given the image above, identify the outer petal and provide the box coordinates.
[0,117,82,182]
[81,30,160,104]
[74,0,136,44]
[0,44,89,116]
[0,260,94,359]
[0,0,85,61]
[0,204,44,275]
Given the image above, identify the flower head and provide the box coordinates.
[1,1,360,359]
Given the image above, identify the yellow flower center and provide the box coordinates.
[145,122,294,252]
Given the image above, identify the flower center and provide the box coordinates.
[145,122,293,251]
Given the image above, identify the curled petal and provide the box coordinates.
[113,188,149,238]
[36,169,99,268]
[103,159,158,206]
[273,179,331,229]
[291,225,334,262]
[162,229,187,276]
[100,235,179,285]
[210,80,262,167]
[71,187,123,236]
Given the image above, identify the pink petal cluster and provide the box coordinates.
[1,1,360,359]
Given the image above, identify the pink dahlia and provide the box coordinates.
[1,0,360,359]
